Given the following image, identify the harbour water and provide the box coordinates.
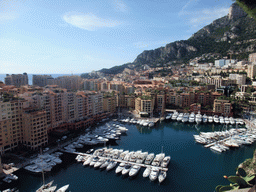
[9,121,256,192]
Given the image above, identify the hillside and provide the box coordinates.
[134,3,256,66]
[84,3,256,76]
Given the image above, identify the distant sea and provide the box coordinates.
[0,74,81,85]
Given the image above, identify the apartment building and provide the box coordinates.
[0,97,29,154]
[88,92,103,116]
[249,53,256,63]
[75,92,88,120]
[247,64,256,79]
[229,74,246,86]
[103,94,117,114]
[47,76,83,91]
[155,94,165,113]
[180,93,195,108]
[135,96,154,116]
[5,73,28,87]
[84,79,100,91]
[22,109,48,150]
[110,82,125,94]
[118,95,135,109]
[32,75,53,87]
[213,99,232,116]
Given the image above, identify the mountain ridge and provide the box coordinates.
[91,3,256,76]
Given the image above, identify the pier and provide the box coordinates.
[60,149,169,172]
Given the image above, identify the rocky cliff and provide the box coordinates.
[97,3,256,75]
[133,3,256,66]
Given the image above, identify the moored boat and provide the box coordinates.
[158,170,167,183]
[129,165,141,177]
[56,184,69,192]
[149,167,159,182]
[143,166,151,178]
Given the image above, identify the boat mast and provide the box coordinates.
[40,148,45,186]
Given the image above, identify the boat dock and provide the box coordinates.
[204,138,229,148]
[60,149,168,172]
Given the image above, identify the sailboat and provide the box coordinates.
[36,149,52,192]
[56,184,69,192]
[36,180,54,192]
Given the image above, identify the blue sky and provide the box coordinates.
[0,0,233,74]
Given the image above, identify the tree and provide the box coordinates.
[235,0,256,20]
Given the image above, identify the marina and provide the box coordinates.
[70,148,169,183]
[2,119,256,192]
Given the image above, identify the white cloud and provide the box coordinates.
[179,0,199,16]
[63,12,121,31]
[0,0,25,22]
[113,0,127,12]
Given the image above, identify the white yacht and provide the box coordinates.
[158,170,167,183]
[118,150,129,160]
[36,180,54,192]
[143,166,151,178]
[208,116,213,123]
[139,120,145,125]
[115,162,126,174]
[89,156,99,167]
[171,112,179,121]
[161,156,171,168]
[106,161,117,171]
[136,152,148,164]
[213,115,219,124]
[182,113,189,123]
[43,186,57,192]
[137,119,142,125]
[149,167,159,182]
[176,113,184,121]
[143,120,149,126]
[152,153,165,167]
[165,113,172,120]
[219,116,224,124]
[202,114,208,123]
[83,156,93,166]
[148,121,154,127]
[144,153,154,165]
[94,158,106,168]
[189,113,195,123]
[122,164,132,175]
[195,112,202,124]
[130,150,141,162]
[129,165,141,177]
[224,117,230,124]
[100,159,111,169]
[124,151,133,161]
[56,184,69,192]
[229,117,235,125]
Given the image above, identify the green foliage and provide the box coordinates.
[236,0,256,20]
[140,95,152,100]
[227,176,248,187]
[215,168,255,192]
[238,167,247,177]
[218,185,239,192]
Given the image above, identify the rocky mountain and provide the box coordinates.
[95,3,256,75]
[134,3,256,66]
